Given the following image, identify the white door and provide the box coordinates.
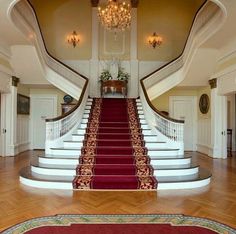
[221,96,227,157]
[0,94,6,156]
[170,96,197,151]
[31,95,57,149]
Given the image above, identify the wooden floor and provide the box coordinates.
[0,150,236,231]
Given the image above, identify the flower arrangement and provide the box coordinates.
[117,67,130,81]
[99,66,129,82]
[99,69,112,81]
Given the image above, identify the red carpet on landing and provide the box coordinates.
[73,98,157,190]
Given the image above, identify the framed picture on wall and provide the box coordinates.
[199,94,210,114]
[17,94,30,115]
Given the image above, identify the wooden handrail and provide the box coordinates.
[140,0,207,124]
[26,0,89,123]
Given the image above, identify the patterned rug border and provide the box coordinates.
[2,214,236,234]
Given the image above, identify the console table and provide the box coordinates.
[100,80,127,97]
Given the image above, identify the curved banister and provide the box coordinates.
[140,1,207,124]
[45,79,88,122]
[140,1,224,141]
[10,0,90,141]
[140,81,184,124]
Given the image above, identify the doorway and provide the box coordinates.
[169,96,197,151]
[31,95,57,149]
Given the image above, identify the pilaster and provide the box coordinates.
[209,78,227,158]
[129,7,139,98]
[90,7,100,97]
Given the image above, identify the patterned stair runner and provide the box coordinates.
[73,98,157,190]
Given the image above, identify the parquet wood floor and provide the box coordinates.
[0,150,236,231]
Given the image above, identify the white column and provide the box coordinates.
[210,87,227,158]
[90,7,100,97]
[129,7,139,98]
[5,85,17,156]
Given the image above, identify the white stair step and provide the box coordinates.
[83,114,89,118]
[38,156,78,165]
[77,129,86,134]
[138,114,145,119]
[151,157,191,165]
[154,167,198,177]
[20,167,211,190]
[30,160,199,177]
[65,139,166,148]
[31,165,76,176]
[148,149,180,157]
[142,129,153,135]
[79,123,88,129]
[146,142,167,148]
[78,123,150,130]
[81,118,89,124]
[64,141,83,148]
[72,134,85,141]
[31,166,199,177]
[143,135,158,141]
[50,148,81,155]
[140,119,147,124]
[84,110,90,114]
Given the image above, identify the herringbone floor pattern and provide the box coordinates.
[0,151,236,231]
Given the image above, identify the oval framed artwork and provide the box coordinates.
[199,94,210,114]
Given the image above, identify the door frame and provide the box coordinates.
[30,94,57,149]
[169,96,197,151]
[0,93,6,156]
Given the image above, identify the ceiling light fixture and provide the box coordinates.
[98,0,131,32]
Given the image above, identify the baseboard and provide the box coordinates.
[15,142,31,155]
[196,143,212,156]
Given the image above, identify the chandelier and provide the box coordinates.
[98,0,131,32]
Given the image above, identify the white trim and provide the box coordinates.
[169,96,197,151]
[20,177,73,190]
[103,29,126,55]
[157,178,211,190]
[0,94,7,156]
[30,94,57,149]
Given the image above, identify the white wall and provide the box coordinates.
[16,115,30,153]
[197,118,211,155]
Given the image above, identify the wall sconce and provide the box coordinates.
[67,31,80,48]
[148,32,163,49]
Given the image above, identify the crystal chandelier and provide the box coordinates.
[98,0,131,32]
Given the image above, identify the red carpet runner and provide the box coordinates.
[73,98,157,190]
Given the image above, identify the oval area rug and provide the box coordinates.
[2,214,235,234]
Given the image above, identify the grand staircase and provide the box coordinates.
[20,98,211,190]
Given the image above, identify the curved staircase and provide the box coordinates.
[20,98,211,190]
